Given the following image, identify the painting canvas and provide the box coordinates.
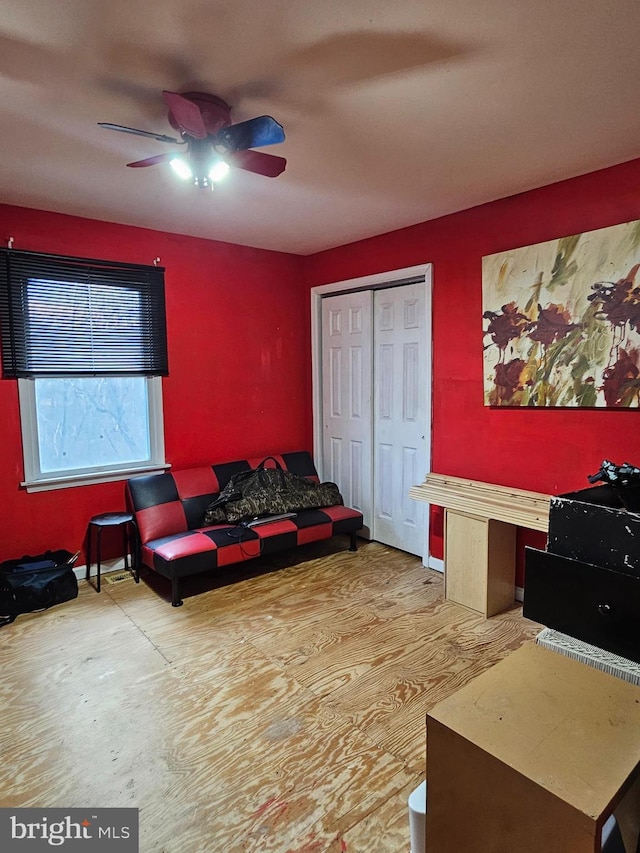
[482,219,640,407]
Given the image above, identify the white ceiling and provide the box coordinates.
[1,0,639,255]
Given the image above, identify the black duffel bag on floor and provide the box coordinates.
[0,550,80,627]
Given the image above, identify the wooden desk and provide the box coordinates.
[409,474,551,616]
[426,642,640,852]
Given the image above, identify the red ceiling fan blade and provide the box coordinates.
[178,92,231,136]
[127,153,174,168]
[227,149,287,178]
[162,91,208,139]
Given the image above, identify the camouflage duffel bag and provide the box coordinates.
[203,457,343,525]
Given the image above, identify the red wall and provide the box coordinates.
[0,205,308,563]
[305,158,640,583]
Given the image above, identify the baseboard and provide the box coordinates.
[515,585,524,602]
[427,556,444,573]
[74,556,132,581]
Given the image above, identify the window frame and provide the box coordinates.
[18,375,168,492]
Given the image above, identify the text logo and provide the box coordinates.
[0,809,138,851]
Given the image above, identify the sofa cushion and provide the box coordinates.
[135,499,188,544]
[143,506,363,579]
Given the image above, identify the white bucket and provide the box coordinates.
[408,779,427,853]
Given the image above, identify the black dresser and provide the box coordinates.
[523,483,640,663]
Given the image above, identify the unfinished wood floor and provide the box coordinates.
[0,539,540,853]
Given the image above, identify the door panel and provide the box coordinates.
[373,284,428,555]
[321,291,373,534]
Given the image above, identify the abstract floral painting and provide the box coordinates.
[482,219,640,407]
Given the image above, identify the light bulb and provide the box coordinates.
[208,160,230,182]
[170,157,193,180]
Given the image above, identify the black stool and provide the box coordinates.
[86,512,139,593]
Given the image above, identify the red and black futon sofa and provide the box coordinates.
[126,451,364,607]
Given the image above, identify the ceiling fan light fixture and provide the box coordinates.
[208,159,230,183]
[169,156,193,181]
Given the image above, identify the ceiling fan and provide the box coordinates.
[99,91,286,189]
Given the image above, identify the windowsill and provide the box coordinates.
[21,463,171,493]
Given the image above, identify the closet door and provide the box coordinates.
[373,283,428,555]
[321,291,373,535]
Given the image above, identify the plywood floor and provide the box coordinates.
[0,539,540,852]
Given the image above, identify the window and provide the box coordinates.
[1,249,168,491]
[18,375,165,489]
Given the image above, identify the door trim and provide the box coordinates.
[310,263,433,565]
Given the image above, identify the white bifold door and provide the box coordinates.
[321,281,430,557]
